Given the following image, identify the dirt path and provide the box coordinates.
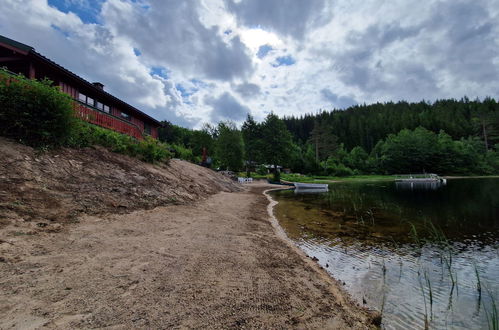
[1,183,376,329]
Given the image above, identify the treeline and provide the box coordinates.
[159,98,499,177]
[159,114,293,180]
[283,98,499,152]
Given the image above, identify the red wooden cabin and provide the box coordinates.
[0,35,160,140]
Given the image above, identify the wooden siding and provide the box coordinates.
[59,82,78,99]
[151,126,158,139]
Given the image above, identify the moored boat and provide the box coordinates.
[293,182,329,190]
[394,173,446,183]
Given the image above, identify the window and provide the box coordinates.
[121,112,131,120]
[103,105,110,113]
[86,97,94,107]
[96,102,104,110]
[78,93,86,103]
[144,122,151,135]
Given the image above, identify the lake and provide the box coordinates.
[270,178,499,329]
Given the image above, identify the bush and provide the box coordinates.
[136,136,171,163]
[169,144,195,162]
[0,70,75,147]
[326,162,354,177]
[68,121,171,163]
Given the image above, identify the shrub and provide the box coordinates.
[0,70,75,147]
[68,121,171,163]
[169,144,195,162]
[136,136,171,163]
[326,162,354,177]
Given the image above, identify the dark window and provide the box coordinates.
[121,112,131,120]
[144,122,151,135]
[78,93,86,103]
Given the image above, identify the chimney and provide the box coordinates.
[92,82,104,90]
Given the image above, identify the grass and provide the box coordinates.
[485,287,499,330]
[280,173,395,183]
[236,172,269,179]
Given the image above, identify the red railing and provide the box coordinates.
[73,102,144,140]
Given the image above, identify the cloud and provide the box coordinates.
[226,0,330,40]
[102,0,254,81]
[1,0,498,128]
[320,89,357,109]
[205,92,250,122]
[234,82,261,99]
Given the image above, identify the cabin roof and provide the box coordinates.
[0,34,161,126]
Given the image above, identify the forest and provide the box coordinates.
[158,98,499,178]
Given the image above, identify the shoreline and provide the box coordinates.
[263,186,379,324]
[1,182,378,329]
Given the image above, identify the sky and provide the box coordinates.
[1,0,498,128]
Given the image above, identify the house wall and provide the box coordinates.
[59,82,78,99]
[0,47,161,140]
[59,78,160,140]
[151,126,158,139]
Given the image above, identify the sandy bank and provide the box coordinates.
[1,182,377,329]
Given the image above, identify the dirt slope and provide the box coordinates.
[0,137,238,229]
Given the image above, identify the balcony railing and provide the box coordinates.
[73,102,144,140]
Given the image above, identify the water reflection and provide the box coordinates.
[294,188,329,194]
[395,180,446,191]
[271,178,499,330]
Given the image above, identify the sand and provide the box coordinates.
[0,182,378,329]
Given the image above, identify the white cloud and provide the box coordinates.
[1,0,498,128]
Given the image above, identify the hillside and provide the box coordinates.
[0,137,239,230]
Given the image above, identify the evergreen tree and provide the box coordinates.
[241,114,263,177]
[215,121,244,171]
[261,113,293,181]
[307,120,338,163]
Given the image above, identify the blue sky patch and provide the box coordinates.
[272,55,296,67]
[257,45,273,59]
[190,79,208,88]
[48,0,103,24]
[176,84,198,100]
[150,66,170,79]
[133,48,141,56]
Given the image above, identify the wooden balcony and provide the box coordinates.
[73,102,144,140]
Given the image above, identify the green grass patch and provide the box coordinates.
[280,173,395,183]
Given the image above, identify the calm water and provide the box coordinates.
[271,178,499,329]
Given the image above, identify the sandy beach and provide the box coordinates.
[1,182,377,329]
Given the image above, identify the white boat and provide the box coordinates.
[293,182,329,190]
[395,173,445,183]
